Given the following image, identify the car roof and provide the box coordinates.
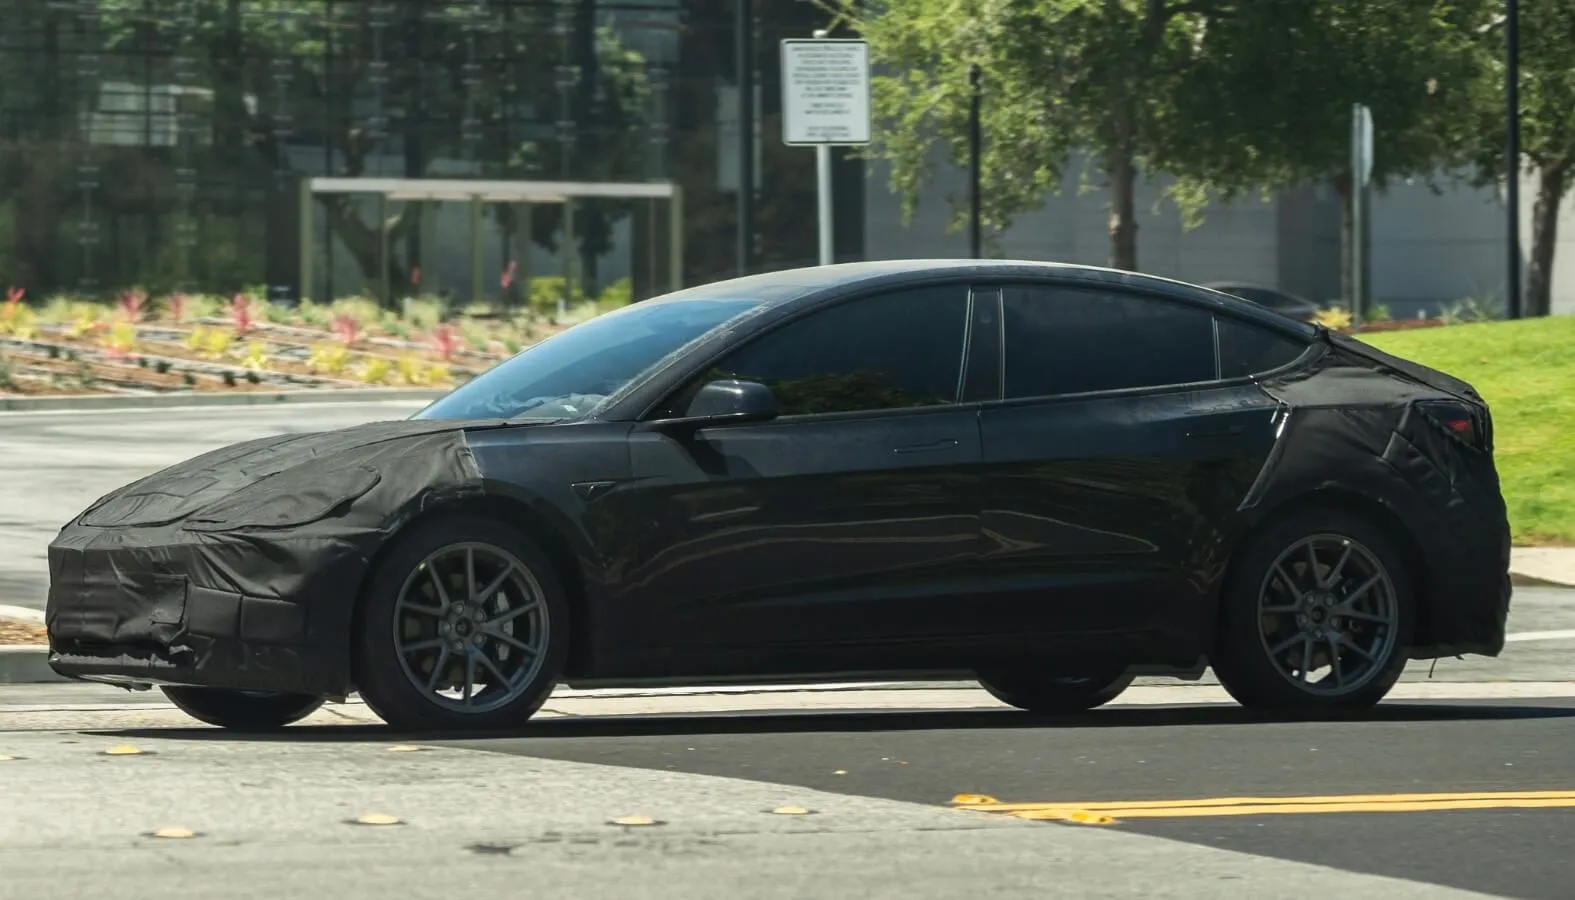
[653,260,1316,335]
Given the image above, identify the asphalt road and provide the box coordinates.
[1,684,1570,898]
[0,401,429,612]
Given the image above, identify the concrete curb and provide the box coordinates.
[0,387,446,412]
[0,646,64,685]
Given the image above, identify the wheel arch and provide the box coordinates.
[1218,487,1433,650]
[350,490,599,683]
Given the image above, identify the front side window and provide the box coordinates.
[675,285,971,417]
[1001,285,1218,399]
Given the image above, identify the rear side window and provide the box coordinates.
[1001,286,1217,399]
[1217,316,1308,378]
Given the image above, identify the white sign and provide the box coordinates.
[1353,103,1374,187]
[780,38,871,146]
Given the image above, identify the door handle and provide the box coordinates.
[1187,425,1244,440]
[893,438,960,454]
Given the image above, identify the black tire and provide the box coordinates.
[352,513,570,732]
[1211,506,1414,713]
[978,666,1135,714]
[161,686,325,731]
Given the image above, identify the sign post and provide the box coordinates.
[1350,103,1374,329]
[781,32,871,266]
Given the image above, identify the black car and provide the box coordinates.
[45,260,1512,732]
[1204,282,1322,323]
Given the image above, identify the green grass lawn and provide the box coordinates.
[1357,316,1575,546]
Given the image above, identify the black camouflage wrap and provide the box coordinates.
[46,419,504,697]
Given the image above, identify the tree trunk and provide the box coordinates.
[1525,158,1569,318]
[1107,149,1138,271]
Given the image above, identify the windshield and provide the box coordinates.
[413,297,766,421]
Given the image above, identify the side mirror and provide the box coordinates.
[654,379,779,431]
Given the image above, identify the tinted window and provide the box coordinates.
[690,285,970,417]
[1002,286,1217,398]
[415,297,763,421]
[1217,315,1308,378]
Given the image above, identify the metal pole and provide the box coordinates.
[1351,105,1365,329]
[469,196,484,307]
[298,176,313,303]
[377,192,390,306]
[968,64,982,259]
[1505,0,1522,319]
[560,199,574,321]
[812,28,834,266]
[669,186,684,291]
[816,145,833,265]
[736,0,754,276]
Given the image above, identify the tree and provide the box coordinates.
[85,0,651,302]
[830,0,1234,271]
[1459,0,1575,317]
[830,0,1488,282]
[1167,0,1492,308]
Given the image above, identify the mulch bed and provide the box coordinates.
[0,619,46,646]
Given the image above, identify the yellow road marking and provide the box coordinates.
[953,790,1575,823]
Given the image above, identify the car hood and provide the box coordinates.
[73,418,509,530]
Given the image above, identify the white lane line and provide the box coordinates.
[1505,629,1575,643]
[0,605,43,623]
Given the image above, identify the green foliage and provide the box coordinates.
[596,277,634,311]
[527,277,588,316]
[832,0,1492,268]
[1439,294,1505,324]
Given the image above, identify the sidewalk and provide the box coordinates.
[1510,546,1575,588]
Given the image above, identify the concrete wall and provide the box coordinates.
[864,150,1575,317]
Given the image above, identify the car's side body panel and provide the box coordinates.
[974,386,1280,662]
[593,407,985,675]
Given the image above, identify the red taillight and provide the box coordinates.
[1418,400,1486,450]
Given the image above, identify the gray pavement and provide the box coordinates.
[0,401,429,612]
[1,683,1550,900]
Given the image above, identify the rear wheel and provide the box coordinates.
[1212,507,1413,713]
[978,665,1134,714]
[161,687,325,731]
[352,514,569,732]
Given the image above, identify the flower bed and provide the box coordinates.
[0,285,618,397]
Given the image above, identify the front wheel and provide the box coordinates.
[352,514,570,732]
[1211,507,1414,713]
[161,686,325,731]
[978,666,1135,714]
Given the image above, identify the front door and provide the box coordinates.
[605,283,989,670]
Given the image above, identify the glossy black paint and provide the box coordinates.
[45,260,1513,698]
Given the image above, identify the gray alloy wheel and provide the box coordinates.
[1255,534,1400,696]
[352,514,570,732]
[390,542,553,715]
[161,686,325,731]
[978,666,1135,714]
[1212,507,1413,713]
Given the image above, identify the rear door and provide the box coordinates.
[973,283,1298,639]
[609,283,990,667]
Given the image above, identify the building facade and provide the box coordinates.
[0,0,864,305]
[2,1,1567,315]
[863,151,1575,318]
